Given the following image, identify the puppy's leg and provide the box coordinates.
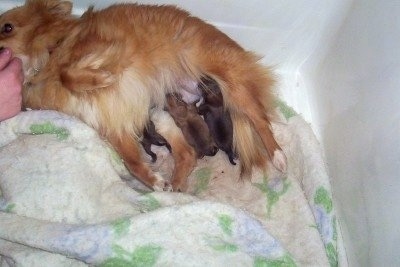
[108,133,172,191]
[141,139,157,162]
[151,110,196,192]
[227,150,237,166]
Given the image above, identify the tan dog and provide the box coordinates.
[0,0,287,190]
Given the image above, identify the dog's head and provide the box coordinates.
[0,0,73,80]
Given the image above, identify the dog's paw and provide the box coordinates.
[152,174,172,192]
[172,180,188,193]
[272,149,287,173]
[163,181,173,192]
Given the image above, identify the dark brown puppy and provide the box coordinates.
[141,120,171,162]
[165,93,218,158]
[198,77,237,165]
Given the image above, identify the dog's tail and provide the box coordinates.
[202,52,286,177]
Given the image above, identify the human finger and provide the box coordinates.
[0,47,12,70]
[5,57,23,83]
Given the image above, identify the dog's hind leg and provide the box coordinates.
[219,77,287,173]
[226,87,287,173]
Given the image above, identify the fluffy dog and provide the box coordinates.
[198,77,236,165]
[0,0,286,190]
[165,93,218,159]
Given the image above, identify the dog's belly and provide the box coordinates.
[178,79,202,104]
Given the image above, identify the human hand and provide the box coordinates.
[0,47,23,121]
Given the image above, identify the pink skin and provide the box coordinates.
[0,48,23,121]
[179,79,202,104]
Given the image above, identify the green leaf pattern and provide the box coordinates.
[275,99,297,120]
[101,245,162,267]
[253,176,290,218]
[112,218,131,238]
[218,214,234,236]
[314,187,333,213]
[314,186,338,267]
[30,122,70,140]
[138,194,162,212]
[193,167,212,195]
[254,255,297,267]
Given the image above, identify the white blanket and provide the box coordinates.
[0,104,343,266]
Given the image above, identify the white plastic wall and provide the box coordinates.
[2,0,399,266]
[303,1,400,266]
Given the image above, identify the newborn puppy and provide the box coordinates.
[198,77,237,165]
[141,120,171,162]
[165,93,218,158]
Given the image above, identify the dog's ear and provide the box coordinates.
[49,0,73,15]
[26,0,73,15]
[32,0,73,15]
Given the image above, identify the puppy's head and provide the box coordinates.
[0,0,73,80]
[199,77,223,106]
[165,93,189,120]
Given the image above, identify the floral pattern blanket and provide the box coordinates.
[0,104,343,267]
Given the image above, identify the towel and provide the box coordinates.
[0,104,342,266]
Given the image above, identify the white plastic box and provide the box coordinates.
[2,1,399,266]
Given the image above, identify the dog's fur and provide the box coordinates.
[141,120,171,163]
[0,0,287,190]
[165,93,218,159]
[150,109,196,192]
[198,77,236,165]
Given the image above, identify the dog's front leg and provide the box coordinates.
[151,109,196,192]
[60,61,116,92]
[108,132,172,191]
[168,136,197,192]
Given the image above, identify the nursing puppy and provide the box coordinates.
[198,77,237,165]
[165,93,218,159]
[141,120,171,163]
[0,0,286,190]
